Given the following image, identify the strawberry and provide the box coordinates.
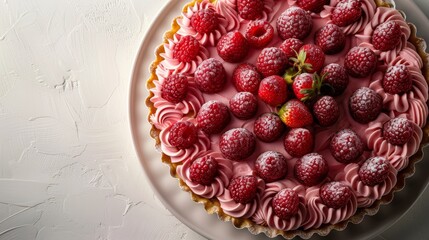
[229,92,258,119]
[330,129,364,163]
[284,128,314,157]
[313,96,340,127]
[383,117,413,145]
[168,121,199,149]
[254,113,285,142]
[245,20,274,48]
[161,74,188,103]
[190,156,219,185]
[372,20,401,51]
[190,8,219,34]
[272,189,300,219]
[344,47,377,78]
[256,47,288,77]
[358,157,390,186]
[277,6,313,40]
[296,0,328,13]
[237,0,264,20]
[349,87,382,123]
[320,182,352,209]
[292,73,323,102]
[217,32,249,63]
[219,128,256,161]
[331,0,362,27]
[279,38,304,60]
[320,63,349,96]
[258,75,288,107]
[278,99,313,128]
[197,101,230,134]
[195,58,226,93]
[382,64,412,94]
[315,24,346,54]
[291,44,325,74]
[173,35,201,63]
[255,151,288,182]
[294,153,329,186]
[232,63,262,94]
[229,175,258,204]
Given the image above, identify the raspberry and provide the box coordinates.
[197,101,230,134]
[254,113,285,142]
[349,87,383,123]
[320,63,349,96]
[296,0,328,13]
[237,0,264,20]
[358,157,390,186]
[219,128,256,161]
[255,151,288,182]
[258,75,288,107]
[161,74,188,103]
[189,156,219,185]
[320,182,352,209]
[330,129,364,163]
[168,121,198,149]
[344,47,377,78]
[245,20,274,48]
[372,20,401,51]
[294,153,329,186]
[315,24,346,54]
[276,6,312,40]
[217,32,249,63]
[383,117,413,145]
[232,63,262,94]
[279,38,304,60]
[313,96,340,127]
[331,0,362,27]
[195,58,226,93]
[296,44,325,73]
[382,64,412,94]
[190,8,219,34]
[272,189,300,220]
[229,175,258,204]
[173,35,201,63]
[284,128,314,157]
[229,92,258,119]
[256,47,288,77]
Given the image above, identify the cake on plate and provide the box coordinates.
[146,0,429,238]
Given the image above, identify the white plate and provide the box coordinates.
[129,1,429,239]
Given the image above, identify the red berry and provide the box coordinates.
[229,92,258,119]
[295,44,325,73]
[344,47,377,78]
[190,156,219,185]
[197,101,230,134]
[358,157,390,186]
[284,128,314,157]
[279,38,304,60]
[372,20,401,51]
[161,74,188,103]
[254,113,285,142]
[320,63,349,96]
[229,175,258,204]
[272,189,300,219]
[331,0,362,27]
[173,35,201,62]
[330,129,364,163]
[313,96,339,127]
[382,64,412,94]
[258,75,288,106]
[245,20,274,48]
[237,0,264,20]
[168,121,198,149]
[219,128,256,161]
[217,32,249,63]
[292,73,321,102]
[276,6,312,40]
[195,58,226,93]
[349,87,383,123]
[320,181,352,209]
[278,99,314,128]
[256,47,288,77]
[255,151,288,182]
[315,24,346,54]
[233,63,262,94]
[294,153,329,186]
[190,8,219,34]
[383,117,413,145]
[296,0,328,13]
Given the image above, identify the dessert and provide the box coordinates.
[146,0,429,238]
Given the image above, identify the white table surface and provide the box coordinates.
[0,0,428,240]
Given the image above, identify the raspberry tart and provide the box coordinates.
[145,0,429,238]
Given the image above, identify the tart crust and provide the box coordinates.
[145,0,429,238]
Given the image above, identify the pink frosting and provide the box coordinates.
[215,0,240,31]
[176,151,233,198]
[391,43,424,69]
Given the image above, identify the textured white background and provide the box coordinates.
[0,0,428,240]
